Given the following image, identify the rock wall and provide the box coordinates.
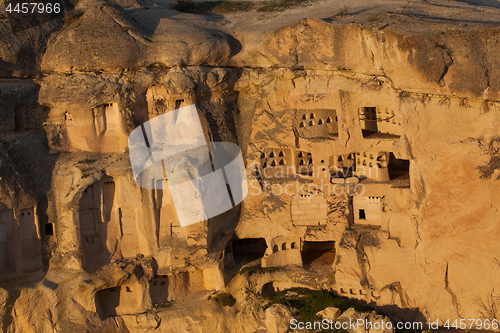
[0,2,500,331]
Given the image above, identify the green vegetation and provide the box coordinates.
[239,266,284,276]
[172,0,312,15]
[262,288,372,333]
[210,292,236,306]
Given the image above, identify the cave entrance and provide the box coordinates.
[96,287,120,319]
[388,153,410,182]
[224,238,268,285]
[262,282,276,295]
[301,241,336,269]
[232,238,267,266]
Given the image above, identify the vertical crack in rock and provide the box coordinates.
[444,262,461,318]
[436,43,453,86]
[355,232,372,288]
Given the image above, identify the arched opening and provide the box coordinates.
[291,242,296,249]
[301,241,336,269]
[271,160,276,167]
[175,99,184,109]
[269,151,275,158]
[278,151,284,157]
[310,113,315,119]
[282,243,286,250]
[298,152,304,158]
[326,117,332,123]
[273,245,278,253]
[318,119,323,125]
[299,159,304,165]
[309,120,314,126]
[279,159,284,165]
[299,122,305,128]
[302,114,307,120]
[149,275,169,305]
[262,282,276,295]
[260,153,265,159]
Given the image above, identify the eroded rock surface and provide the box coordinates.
[0,0,500,331]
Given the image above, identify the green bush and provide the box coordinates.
[239,266,284,276]
[212,292,236,307]
[263,288,372,330]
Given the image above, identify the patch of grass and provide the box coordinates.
[263,288,373,332]
[210,292,236,306]
[239,266,284,276]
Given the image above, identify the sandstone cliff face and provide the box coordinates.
[1,1,500,331]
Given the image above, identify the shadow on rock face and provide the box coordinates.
[455,0,500,8]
